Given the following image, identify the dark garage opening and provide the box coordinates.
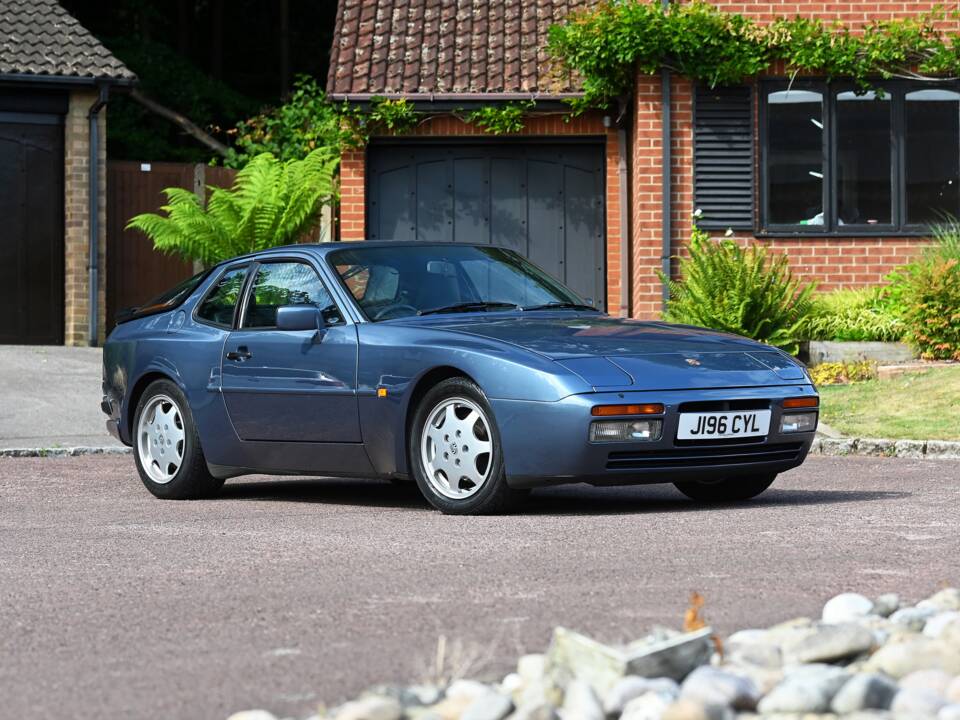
[366,140,606,309]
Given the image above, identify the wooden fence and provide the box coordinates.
[105,162,236,328]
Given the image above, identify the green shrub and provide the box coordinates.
[661,227,816,354]
[127,148,339,265]
[902,258,960,360]
[801,287,906,342]
[809,361,878,386]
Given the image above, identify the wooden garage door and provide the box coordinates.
[366,141,606,308]
[0,115,64,344]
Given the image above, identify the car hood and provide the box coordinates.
[418,314,808,391]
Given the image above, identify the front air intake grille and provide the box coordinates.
[606,442,804,471]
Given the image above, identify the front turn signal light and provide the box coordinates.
[784,397,819,409]
[591,403,664,416]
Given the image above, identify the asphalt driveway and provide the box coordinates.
[0,346,120,449]
[1,454,957,719]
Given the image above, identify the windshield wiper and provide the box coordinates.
[418,301,520,316]
[521,301,599,312]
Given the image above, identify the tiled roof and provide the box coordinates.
[327,0,591,98]
[0,0,135,81]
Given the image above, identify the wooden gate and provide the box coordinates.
[106,162,235,329]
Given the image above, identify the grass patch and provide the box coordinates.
[819,366,960,440]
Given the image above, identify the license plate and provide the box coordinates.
[677,410,771,440]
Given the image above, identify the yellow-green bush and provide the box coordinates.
[809,361,878,386]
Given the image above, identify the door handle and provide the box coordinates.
[225,346,252,361]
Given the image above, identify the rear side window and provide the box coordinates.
[243,261,342,328]
[196,266,248,327]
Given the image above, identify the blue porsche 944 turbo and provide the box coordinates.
[102,242,819,514]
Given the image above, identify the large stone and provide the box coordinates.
[921,589,960,613]
[334,696,403,720]
[831,673,899,713]
[785,622,875,663]
[890,605,938,632]
[940,705,960,720]
[560,680,603,720]
[901,670,955,696]
[680,666,760,710]
[518,655,546,684]
[949,676,960,704]
[875,594,902,618]
[926,441,960,459]
[890,688,947,717]
[603,676,679,715]
[661,699,733,720]
[227,712,278,720]
[866,638,960,679]
[756,665,849,714]
[925,612,960,639]
[544,627,712,699]
[461,691,514,720]
[823,592,875,623]
[620,691,672,720]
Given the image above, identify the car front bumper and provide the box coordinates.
[491,384,818,489]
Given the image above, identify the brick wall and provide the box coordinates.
[337,113,627,315]
[63,89,107,346]
[628,0,955,319]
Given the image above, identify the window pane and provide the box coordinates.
[906,89,960,224]
[244,262,337,328]
[767,89,824,225]
[836,90,891,225]
[197,266,247,327]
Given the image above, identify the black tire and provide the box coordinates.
[132,379,223,500]
[408,377,526,515]
[674,473,776,502]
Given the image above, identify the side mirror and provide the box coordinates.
[276,304,321,331]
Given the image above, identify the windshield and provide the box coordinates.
[328,245,590,321]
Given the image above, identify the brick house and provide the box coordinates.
[327,0,952,318]
[1,0,134,345]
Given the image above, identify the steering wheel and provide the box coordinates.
[372,303,419,321]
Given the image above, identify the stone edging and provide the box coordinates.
[0,445,131,458]
[811,437,960,459]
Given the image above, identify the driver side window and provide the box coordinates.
[242,261,342,329]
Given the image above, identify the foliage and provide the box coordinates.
[102,37,256,162]
[820,366,960,440]
[548,1,960,111]
[224,77,421,166]
[901,257,960,360]
[661,226,816,354]
[127,149,339,265]
[463,101,536,134]
[809,361,878,386]
[800,288,906,342]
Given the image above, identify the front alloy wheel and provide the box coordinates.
[410,377,524,514]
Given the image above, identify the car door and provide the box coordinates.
[220,259,361,443]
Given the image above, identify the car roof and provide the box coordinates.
[216,241,496,266]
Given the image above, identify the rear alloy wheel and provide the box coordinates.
[133,379,222,499]
[674,474,776,502]
[410,377,524,514]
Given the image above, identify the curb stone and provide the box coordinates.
[813,437,960,460]
[0,445,130,458]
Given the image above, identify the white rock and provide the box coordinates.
[506,700,558,720]
[823,592,875,624]
[680,666,760,710]
[926,612,960,638]
[661,699,733,720]
[866,638,960,678]
[831,673,899,713]
[462,691,514,720]
[785,622,875,664]
[501,673,524,696]
[891,687,947,717]
[448,680,493,702]
[922,589,960,612]
[518,654,546,684]
[620,691,671,720]
[227,712,278,720]
[902,669,956,696]
[940,705,960,720]
[334,696,403,720]
[757,665,849,714]
[949,676,960,704]
[891,605,938,632]
[560,680,603,720]
[603,676,679,715]
[875,594,902,618]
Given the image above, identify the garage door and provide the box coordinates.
[366,141,606,308]
[0,115,64,344]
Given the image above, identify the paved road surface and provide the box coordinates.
[2,454,958,719]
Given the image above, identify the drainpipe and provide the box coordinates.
[87,84,109,346]
[660,0,672,306]
[617,124,630,317]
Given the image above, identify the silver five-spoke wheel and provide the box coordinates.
[420,396,493,499]
[136,394,185,484]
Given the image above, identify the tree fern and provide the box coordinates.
[661,228,816,355]
[127,148,339,266]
